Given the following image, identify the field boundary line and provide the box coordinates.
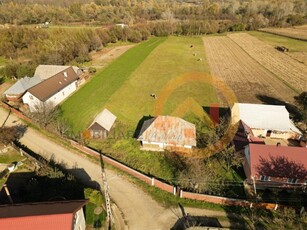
[227,34,300,94]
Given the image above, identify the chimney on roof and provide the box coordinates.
[209,103,219,124]
[63,72,67,77]
[276,142,281,147]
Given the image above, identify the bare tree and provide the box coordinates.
[0,126,19,146]
[177,157,224,194]
[218,145,243,171]
[28,101,60,128]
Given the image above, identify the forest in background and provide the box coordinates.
[0,0,306,28]
[0,0,307,79]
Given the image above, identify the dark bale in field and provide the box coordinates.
[275,46,289,52]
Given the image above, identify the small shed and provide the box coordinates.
[88,109,117,139]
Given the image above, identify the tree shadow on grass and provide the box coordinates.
[256,94,303,121]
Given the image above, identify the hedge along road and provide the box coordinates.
[0,107,234,229]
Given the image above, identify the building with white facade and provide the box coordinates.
[22,66,79,112]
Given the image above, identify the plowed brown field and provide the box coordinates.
[228,33,307,93]
[260,25,307,41]
[203,36,297,103]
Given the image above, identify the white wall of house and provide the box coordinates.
[22,81,77,112]
[45,81,77,105]
[73,208,86,230]
[251,128,297,139]
[22,92,42,112]
[251,129,266,137]
[142,141,192,149]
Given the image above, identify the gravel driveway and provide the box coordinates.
[0,107,231,229]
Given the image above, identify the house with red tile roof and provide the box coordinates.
[22,66,79,112]
[137,116,196,151]
[244,143,307,190]
[0,200,88,230]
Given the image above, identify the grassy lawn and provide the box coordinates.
[61,36,218,134]
[101,36,217,127]
[60,37,166,134]
[248,31,307,52]
[84,188,106,227]
[0,148,25,164]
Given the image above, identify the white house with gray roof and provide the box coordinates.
[3,76,42,101]
[3,65,80,102]
[231,103,302,140]
[88,109,117,139]
[22,67,79,112]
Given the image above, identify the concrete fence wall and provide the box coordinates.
[71,140,282,210]
[1,102,284,211]
[1,102,31,123]
[153,178,175,194]
[181,191,250,207]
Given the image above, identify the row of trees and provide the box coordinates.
[0,0,306,27]
[0,19,238,79]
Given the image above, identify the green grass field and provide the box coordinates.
[61,36,218,134]
[248,31,307,52]
[61,37,166,133]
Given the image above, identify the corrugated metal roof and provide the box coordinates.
[248,144,307,179]
[4,76,42,95]
[0,213,73,230]
[0,200,87,230]
[232,103,301,133]
[89,108,117,131]
[34,65,79,80]
[138,116,196,147]
[27,67,79,102]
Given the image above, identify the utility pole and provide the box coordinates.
[99,154,113,229]
[252,177,257,196]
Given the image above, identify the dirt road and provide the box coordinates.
[0,107,233,229]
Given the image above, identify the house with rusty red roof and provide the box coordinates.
[0,200,88,230]
[137,115,196,151]
[22,66,79,112]
[244,143,307,190]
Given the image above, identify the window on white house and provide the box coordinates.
[62,91,65,96]
[260,176,270,181]
[287,178,298,184]
[29,95,33,100]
